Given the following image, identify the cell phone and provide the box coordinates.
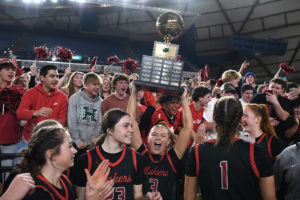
[267,89,273,94]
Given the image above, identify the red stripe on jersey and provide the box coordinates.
[207,139,216,143]
[148,152,165,164]
[141,148,148,156]
[96,145,127,167]
[35,185,55,200]
[195,144,200,177]
[65,168,70,178]
[166,153,177,174]
[250,142,260,178]
[257,133,267,144]
[267,135,275,159]
[131,148,137,172]
[36,174,69,200]
[87,150,92,172]
[61,174,72,186]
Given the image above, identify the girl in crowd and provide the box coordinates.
[73,108,162,200]
[242,103,285,163]
[60,71,84,98]
[15,126,114,200]
[185,97,276,200]
[100,77,112,99]
[128,84,193,200]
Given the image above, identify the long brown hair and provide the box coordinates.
[245,104,275,135]
[15,127,66,177]
[214,97,243,146]
[65,71,84,98]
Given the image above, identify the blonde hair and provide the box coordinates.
[222,69,241,82]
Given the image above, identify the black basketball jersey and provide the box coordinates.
[185,138,273,200]
[24,174,77,200]
[73,145,144,200]
[255,133,285,163]
[138,144,181,200]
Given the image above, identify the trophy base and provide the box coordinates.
[134,80,184,95]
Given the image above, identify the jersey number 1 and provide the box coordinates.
[219,161,228,190]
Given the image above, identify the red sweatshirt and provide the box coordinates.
[16,83,68,141]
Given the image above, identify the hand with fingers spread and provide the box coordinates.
[33,107,53,118]
[1,173,35,200]
[85,159,114,200]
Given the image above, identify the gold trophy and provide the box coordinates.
[135,12,185,94]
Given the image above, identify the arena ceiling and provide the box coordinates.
[0,0,299,83]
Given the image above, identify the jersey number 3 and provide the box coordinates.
[219,161,228,190]
[149,178,158,192]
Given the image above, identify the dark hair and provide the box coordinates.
[241,84,254,94]
[0,61,16,71]
[15,126,66,176]
[270,78,287,92]
[192,86,211,102]
[33,119,63,133]
[159,94,180,105]
[209,79,216,88]
[213,97,243,146]
[40,65,57,77]
[287,82,298,93]
[96,108,130,145]
[291,93,300,108]
[112,73,129,87]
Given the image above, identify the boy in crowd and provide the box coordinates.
[68,72,102,152]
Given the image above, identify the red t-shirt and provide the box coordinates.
[150,107,181,134]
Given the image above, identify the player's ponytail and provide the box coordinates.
[214,97,243,146]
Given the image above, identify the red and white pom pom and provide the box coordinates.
[56,46,73,61]
[34,46,51,60]
[89,56,98,70]
[279,62,295,75]
[121,58,140,75]
[107,55,121,65]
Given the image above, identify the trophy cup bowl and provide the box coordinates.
[156,12,184,43]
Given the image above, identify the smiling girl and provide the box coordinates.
[73,108,162,200]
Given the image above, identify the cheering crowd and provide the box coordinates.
[0,58,299,200]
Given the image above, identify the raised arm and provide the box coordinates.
[173,87,193,159]
[127,83,143,150]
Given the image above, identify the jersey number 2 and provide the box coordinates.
[219,161,228,190]
[149,178,158,192]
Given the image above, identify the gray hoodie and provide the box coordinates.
[68,88,102,145]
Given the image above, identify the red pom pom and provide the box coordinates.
[107,56,121,65]
[56,46,73,61]
[0,84,25,113]
[280,62,295,75]
[89,56,98,70]
[121,58,139,75]
[177,55,182,60]
[34,46,51,60]
[15,67,24,77]
[216,78,224,87]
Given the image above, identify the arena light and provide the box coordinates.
[23,0,31,3]
[51,0,58,3]
[76,0,86,3]
[33,0,42,3]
